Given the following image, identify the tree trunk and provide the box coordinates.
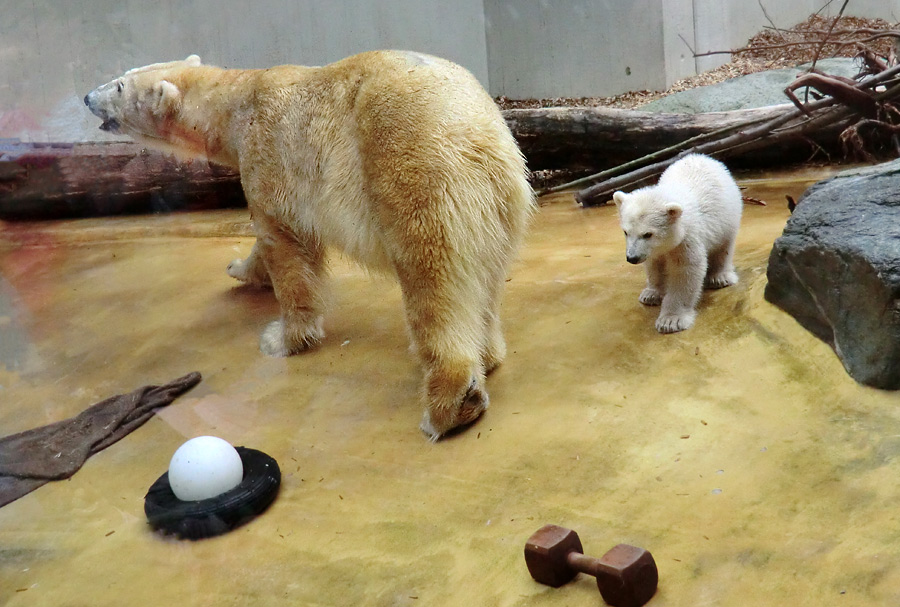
[0,142,244,220]
[0,103,857,220]
[502,104,848,172]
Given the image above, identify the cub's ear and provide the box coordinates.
[152,80,182,112]
[665,203,683,221]
[184,54,202,66]
[612,191,627,207]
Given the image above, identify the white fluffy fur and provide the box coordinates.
[613,154,742,333]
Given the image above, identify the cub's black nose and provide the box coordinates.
[83,94,89,106]
[626,255,641,265]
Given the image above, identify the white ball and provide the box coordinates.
[168,436,244,501]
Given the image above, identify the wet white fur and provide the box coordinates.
[613,154,742,333]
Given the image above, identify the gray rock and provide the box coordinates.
[641,58,862,114]
[765,159,900,389]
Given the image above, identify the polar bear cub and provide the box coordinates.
[612,154,742,334]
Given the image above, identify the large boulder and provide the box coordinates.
[765,160,900,389]
[641,58,860,114]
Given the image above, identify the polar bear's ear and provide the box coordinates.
[184,55,202,66]
[665,203,683,221]
[612,191,627,207]
[152,80,182,113]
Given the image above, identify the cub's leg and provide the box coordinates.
[227,240,272,287]
[639,257,666,306]
[253,216,327,356]
[656,246,706,334]
[705,239,739,289]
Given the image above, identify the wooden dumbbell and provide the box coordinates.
[524,524,658,607]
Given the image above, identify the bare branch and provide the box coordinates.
[534,111,777,196]
[814,0,837,19]
[758,1,784,42]
[785,71,878,116]
[678,33,697,57]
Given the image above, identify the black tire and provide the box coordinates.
[144,447,280,540]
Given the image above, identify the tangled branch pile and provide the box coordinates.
[739,15,898,65]
[567,12,900,205]
[573,62,900,205]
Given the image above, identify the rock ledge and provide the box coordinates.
[765,160,900,389]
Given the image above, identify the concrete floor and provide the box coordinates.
[2,167,900,606]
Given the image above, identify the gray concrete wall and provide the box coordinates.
[836,0,900,22]
[484,0,666,100]
[661,0,697,86]
[0,0,487,142]
[485,0,845,97]
[1,0,895,142]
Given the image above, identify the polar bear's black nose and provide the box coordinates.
[83,94,90,107]
[626,255,642,264]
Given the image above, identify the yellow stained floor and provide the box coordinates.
[2,167,899,607]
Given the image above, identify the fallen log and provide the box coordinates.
[573,101,855,206]
[0,142,244,220]
[0,104,850,221]
[502,104,851,173]
[0,84,887,221]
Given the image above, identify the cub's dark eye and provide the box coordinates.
[117,81,124,93]
[642,232,653,239]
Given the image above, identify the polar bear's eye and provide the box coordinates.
[642,232,653,239]
[117,81,124,93]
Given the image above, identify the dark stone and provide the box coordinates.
[765,160,900,389]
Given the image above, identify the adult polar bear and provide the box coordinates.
[84,52,534,440]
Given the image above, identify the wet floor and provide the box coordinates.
[2,165,899,606]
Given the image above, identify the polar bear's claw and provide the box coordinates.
[639,288,663,306]
[655,312,695,334]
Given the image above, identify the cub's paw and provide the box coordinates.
[705,271,738,289]
[639,288,663,306]
[227,257,271,287]
[420,379,489,442]
[259,318,325,357]
[655,311,696,334]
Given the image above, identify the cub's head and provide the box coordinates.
[612,188,685,264]
[83,55,201,140]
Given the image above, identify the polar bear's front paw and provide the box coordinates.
[260,321,290,357]
[655,311,696,334]
[639,288,663,306]
[227,257,252,281]
[259,318,325,357]
[705,271,738,289]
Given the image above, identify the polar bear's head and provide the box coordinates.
[83,55,202,140]
[613,187,686,264]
